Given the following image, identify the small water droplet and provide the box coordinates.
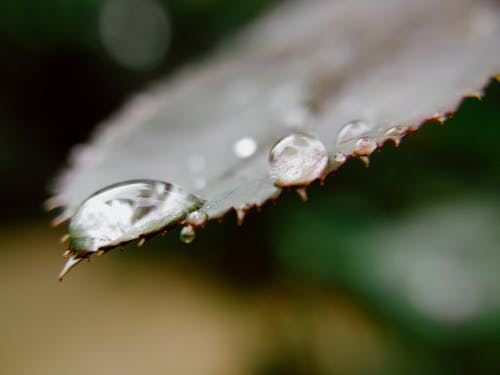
[233,137,257,159]
[186,210,208,227]
[268,132,328,187]
[354,137,377,156]
[336,120,372,145]
[333,152,347,163]
[385,125,408,137]
[179,225,195,244]
[385,125,408,146]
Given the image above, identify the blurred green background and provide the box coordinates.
[0,1,499,374]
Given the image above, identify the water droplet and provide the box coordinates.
[179,225,196,244]
[336,120,372,145]
[268,133,328,187]
[59,179,204,280]
[233,137,258,159]
[333,152,347,164]
[384,125,408,146]
[186,210,208,227]
[385,125,408,137]
[354,137,377,156]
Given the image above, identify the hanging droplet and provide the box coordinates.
[58,179,204,280]
[233,137,258,159]
[179,225,196,244]
[336,120,372,145]
[354,137,377,156]
[268,132,328,187]
[186,210,208,227]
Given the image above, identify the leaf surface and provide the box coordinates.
[50,0,500,226]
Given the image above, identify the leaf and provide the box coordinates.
[49,0,500,229]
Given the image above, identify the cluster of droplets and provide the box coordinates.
[179,209,209,244]
[56,117,417,280]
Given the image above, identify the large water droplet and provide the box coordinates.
[336,120,371,145]
[233,137,258,159]
[268,132,328,187]
[354,137,377,156]
[179,225,196,244]
[59,179,204,280]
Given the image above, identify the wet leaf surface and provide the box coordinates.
[50,0,500,233]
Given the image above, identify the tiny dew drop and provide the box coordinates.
[354,137,377,156]
[333,152,347,163]
[384,125,408,146]
[179,225,196,244]
[336,120,372,145]
[385,125,408,137]
[58,179,204,280]
[268,132,327,187]
[186,210,208,227]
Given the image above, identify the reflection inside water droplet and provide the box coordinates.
[179,225,196,244]
[268,132,328,187]
[354,137,377,156]
[233,137,258,159]
[336,120,372,145]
